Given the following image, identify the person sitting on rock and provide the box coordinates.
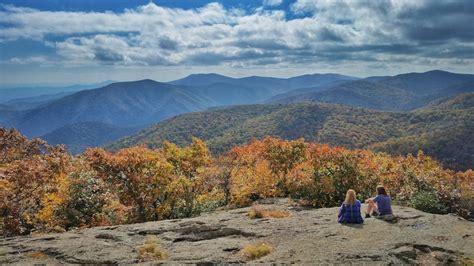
[365,185,393,220]
[338,189,364,224]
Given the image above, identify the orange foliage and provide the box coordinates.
[1,130,473,237]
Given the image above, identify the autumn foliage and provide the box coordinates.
[1,128,473,236]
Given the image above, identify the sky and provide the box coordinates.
[0,0,473,85]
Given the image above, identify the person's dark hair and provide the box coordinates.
[376,185,387,195]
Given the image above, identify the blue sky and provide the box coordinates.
[0,0,473,85]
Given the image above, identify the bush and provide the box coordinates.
[241,242,273,260]
[409,191,449,214]
[136,236,167,262]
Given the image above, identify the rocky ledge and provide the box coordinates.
[1,199,473,265]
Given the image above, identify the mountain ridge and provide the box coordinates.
[109,95,474,170]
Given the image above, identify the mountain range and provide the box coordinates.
[0,72,357,151]
[1,70,473,162]
[109,93,474,171]
[268,70,474,111]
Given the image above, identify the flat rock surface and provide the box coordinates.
[1,198,473,265]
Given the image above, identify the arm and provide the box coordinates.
[366,195,379,204]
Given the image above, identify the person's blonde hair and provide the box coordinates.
[344,189,357,205]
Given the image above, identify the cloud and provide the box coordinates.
[263,0,283,7]
[9,56,49,64]
[0,1,472,72]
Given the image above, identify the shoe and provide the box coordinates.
[365,213,371,218]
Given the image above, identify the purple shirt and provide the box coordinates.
[374,194,392,215]
[338,200,364,224]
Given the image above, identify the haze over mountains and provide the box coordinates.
[0,81,114,103]
[1,70,473,165]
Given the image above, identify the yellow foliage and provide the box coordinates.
[230,160,279,206]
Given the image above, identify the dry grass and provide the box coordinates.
[460,257,474,266]
[248,205,289,219]
[27,251,46,259]
[241,242,273,260]
[136,236,168,261]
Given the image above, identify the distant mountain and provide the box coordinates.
[267,70,474,111]
[191,83,275,106]
[41,122,139,154]
[376,70,474,96]
[267,79,353,102]
[285,73,358,89]
[363,76,391,82]
[4,79,212,137]
[0,105,18,124]
[170,73,237,86]
[3,91,75,110]
[270,80,419,111]
[0,81,114,103]
[171,73,358,96]
[109,100,473,171]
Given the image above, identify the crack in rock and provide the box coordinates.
[172,225,256,242]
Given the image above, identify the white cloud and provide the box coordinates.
[9,56,50,65]
[263,0,283,7]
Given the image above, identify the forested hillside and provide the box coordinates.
[270,80,420,111]
[110,95,474,170]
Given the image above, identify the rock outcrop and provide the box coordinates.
[1,199,473,264]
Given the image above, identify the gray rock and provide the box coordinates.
[1,200,473,265]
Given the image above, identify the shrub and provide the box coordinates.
[241,242,273,260]
[409,191,449,214]
[136,236,167,262]
[57,167,110,229]
[248,205,289,219]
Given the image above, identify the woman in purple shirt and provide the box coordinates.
[365,185,393,218]
[338,189,364,224]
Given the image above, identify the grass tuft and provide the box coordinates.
[460,256,474,266]
[27,251,46,259]
[248,204,289,219]
[241,242,273,260]
[136,236,168,261]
